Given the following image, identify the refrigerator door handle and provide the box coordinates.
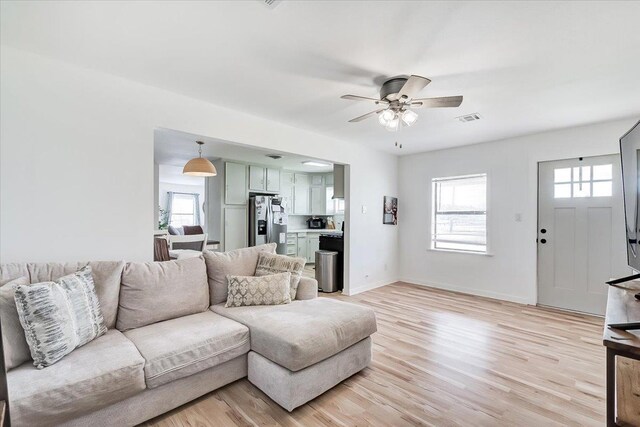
[266,200,272,243]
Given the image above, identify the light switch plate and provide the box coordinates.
[362,205,367,214]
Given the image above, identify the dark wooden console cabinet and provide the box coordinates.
[603,281,640,426]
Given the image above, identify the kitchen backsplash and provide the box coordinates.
[288,214,344,230]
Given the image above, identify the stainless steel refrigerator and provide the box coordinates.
[249,195,287,255]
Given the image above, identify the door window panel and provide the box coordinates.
[553,164,612,198]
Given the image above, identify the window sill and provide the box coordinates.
[427,248,494,257]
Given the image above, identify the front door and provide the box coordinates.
[537,154,628,315]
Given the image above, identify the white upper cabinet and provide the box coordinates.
[310,186,325,214]
[280,172,295,212]
[294,174,310,214]
[266,168,280,192]
[225,162,247,205]
[249,165,266,191]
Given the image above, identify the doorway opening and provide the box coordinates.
[153,128,351,294]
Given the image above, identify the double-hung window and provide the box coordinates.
[169,193,198,227]
[431,174,487,253]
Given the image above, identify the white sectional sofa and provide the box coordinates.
[0,243,377,426]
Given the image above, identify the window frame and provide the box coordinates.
[169,192,198,227]
[430,173,490,255]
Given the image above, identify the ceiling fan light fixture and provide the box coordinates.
[386,117,400,132]
[401,109,418,126]
[378,113,389,126]
[381,109,395,122]
[183,141,217,177]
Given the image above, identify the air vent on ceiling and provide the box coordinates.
[266,154,283,160]
[262,0,281,8]
[457,113,481,123]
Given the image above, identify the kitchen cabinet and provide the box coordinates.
[311,174,324,186]
[307,233,320,263]
[294,174,310,214]
[249,165,266,191]
[225,162,247,205]
[297,233,307,259]
[266,168,280,192]
[224,206,247,251]
[286,233,297,257]
[310,186,325,215]
[280,172,295,212]
[249,166,280,193]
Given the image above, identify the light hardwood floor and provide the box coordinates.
[143,282,605,426]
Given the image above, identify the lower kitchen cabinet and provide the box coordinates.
[307,234,320,263]
[296,234,307,259]
[286,233,297,257]
[224,207,247,251]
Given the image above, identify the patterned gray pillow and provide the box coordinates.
[0,276,32,369]
[14,265,107,369]
[225,272,292,308]
[255,252,305,300]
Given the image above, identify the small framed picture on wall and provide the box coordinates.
[383,196,398,225]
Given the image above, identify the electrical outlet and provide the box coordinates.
[362,205,367,214]
[515,213,522,222]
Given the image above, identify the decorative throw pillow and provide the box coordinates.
[255,252,305,300]
[14,265,107,369]
[225,272,292,308]
[0,276,32,369]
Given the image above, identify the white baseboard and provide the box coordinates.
[399,277,534,305]
[345,279,398,296]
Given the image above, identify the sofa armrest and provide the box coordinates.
[296,277,318,300]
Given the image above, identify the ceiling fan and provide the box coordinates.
[341,75,463,131]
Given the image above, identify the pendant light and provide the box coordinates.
[183,141,217,177]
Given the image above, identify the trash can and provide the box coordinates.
[315,250,338,293]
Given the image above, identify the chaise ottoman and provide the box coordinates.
[211,298,377,411]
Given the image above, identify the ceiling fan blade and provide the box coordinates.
[397,75,431,101]
[410,96,463,108]
[348,109,385,123]
[341,94,387,104]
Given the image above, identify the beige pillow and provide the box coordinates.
[117,256,209,331]
[203,243,277,305]
[255,252,305,300]
[0,276,32,369]
[225,272,291,308]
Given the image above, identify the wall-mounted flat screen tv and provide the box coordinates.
[620,120,640,271]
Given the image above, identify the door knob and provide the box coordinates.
[540,238,547,244]
[540,228,547,234]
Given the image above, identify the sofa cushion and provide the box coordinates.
[203,243,276,305]
[27,261,125,328]
[225,272,292,308]
[124,311,250,388]
[0,263,29,284]
[8,329,146,426]
[117,256,209,331]
[0,276,32,370]
[15,266,108,369]
[212,298,377,372]
[255,252,305,300]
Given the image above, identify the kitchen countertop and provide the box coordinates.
[287,229,342,234]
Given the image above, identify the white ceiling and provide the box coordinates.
[2,1,639,155]
[155,128,334,173]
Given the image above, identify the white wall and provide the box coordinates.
[0,47,399,295]
[399,117,638,304]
